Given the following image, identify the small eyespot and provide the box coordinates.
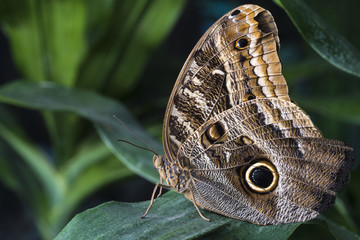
[244,160,278,193]
[240,136,253,145]
[230,9,240,17]
[236,135,253,146]
[244,93,255,101]
[235,37,250,50]
[205,122,225,144]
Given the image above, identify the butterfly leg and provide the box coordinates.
[189,188,211,222]
[156,178,163,198]
[141,179,170,219]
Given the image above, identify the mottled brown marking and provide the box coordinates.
[145,4,355,226]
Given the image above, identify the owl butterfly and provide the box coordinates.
[142,4,354,224]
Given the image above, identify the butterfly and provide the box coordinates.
[142,4,354,224]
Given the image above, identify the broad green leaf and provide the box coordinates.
[0,113,61,207]
[62,139,117,182]
[0,0,46,81]
[76,0,186,96]
[56,139,134,226]
[0,81,151,238]
[54,191,301,240]
[309,215,360,240]
[0,104,63,239]
[0,140,52,227]
[105,0,186,96]
[84,0,116,46]
[50,155,133,239]
[76,0,149,90]
[0,105,41,195]
[63,156,132,214]
[0,80,160,182]
[56,191,359,240]
[273,0,360,78]
[0,0,87,86]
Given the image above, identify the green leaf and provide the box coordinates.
[55,191,360,239]
[0,80,161,182]
[295,96,360,125]
[54,191,301,240]
[0,112,61,206]
[58,139,134,221]
[76,0,186,96]
[105,0,186,96]
[0,0,87,86]
[51,155,133,238]
[1,0,43,81]
[0,104,64,238]
[0,81,149,238]
[273,0,360,78]
[0,105,36,193]
[62,139,117,182]
[76,0,148,90]
[309,215,360,240]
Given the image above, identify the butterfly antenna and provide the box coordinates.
[117,140,158,155]
[113,115,159,155]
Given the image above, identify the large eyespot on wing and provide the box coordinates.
[163,5,290,165]
[179,98,354,224]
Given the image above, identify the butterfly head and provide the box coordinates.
[153,154,167,180]
[153,154,163,168]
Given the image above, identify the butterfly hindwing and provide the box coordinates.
[178,98,353,224]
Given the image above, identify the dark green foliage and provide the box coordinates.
[0,0,359,239]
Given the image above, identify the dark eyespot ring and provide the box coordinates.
[235,37,250,50]
[244,160,278,193]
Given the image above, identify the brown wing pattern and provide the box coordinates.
[156,4,354,224]
[163,5,289,163]
[178,98,353,224]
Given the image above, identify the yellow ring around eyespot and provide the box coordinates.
[206,124,221,141]
[245,161,278,193]
[235,36,250,50]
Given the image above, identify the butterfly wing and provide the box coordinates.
[178,98,354,224]
[163,5,289,164]
[161,4,354,224]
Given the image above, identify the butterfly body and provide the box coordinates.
[147,4,354,225]
[153,154,189,193]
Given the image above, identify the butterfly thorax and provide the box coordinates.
[153,154,189,192]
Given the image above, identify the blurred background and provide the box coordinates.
[0,0,359,239]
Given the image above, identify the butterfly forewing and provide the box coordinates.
[163,5,290,164]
